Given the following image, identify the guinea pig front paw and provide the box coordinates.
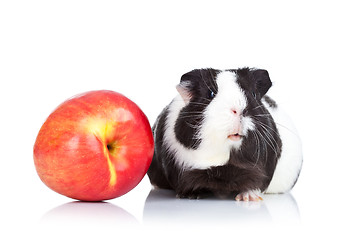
[235,189,263,202]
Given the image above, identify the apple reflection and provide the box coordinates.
[41,201,138,226]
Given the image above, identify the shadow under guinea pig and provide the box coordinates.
[142,189,300,226]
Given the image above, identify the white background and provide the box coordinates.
[1,0,359,239]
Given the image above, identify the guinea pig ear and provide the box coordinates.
[176,81,192,104]
[177,69,201,104]
[253,69,272,97]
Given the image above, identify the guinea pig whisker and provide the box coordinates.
[250,105,266,111]
[197,97,212,103]
[274,121,300,136]
[260,134,280,157]
[253,114,271,117]
[260,127,281,157]
[189,102,210,107]
[179,111,205,114]
[176,115,204,120]
[250,131,261,167]
[252,117,280,137]
[201,71,214,94]
[207,68,218,91]
[253,129,269,166]
[201,70,218,95]
[252,119,281,156]
[178,116,200,120]
[254,119,280,139]
[185,121,200,129]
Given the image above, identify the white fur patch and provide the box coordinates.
[264,100,303,193]
[164,70,254,170]
[164,95,231,170]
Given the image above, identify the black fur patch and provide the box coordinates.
[174,68,220,149]
[147,106,173,189]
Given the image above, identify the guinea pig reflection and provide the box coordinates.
[143,189,300,226]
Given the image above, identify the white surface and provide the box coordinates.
[1,0,359,239]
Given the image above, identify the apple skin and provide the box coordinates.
[34,90,154,201]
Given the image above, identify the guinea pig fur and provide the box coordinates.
[147,68,303,201]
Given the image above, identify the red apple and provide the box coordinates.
[34,90,154,201]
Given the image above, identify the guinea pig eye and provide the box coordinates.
[209,91,216,99]
[252,92,257,98]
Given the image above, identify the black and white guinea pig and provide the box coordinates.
[147,68,302,201]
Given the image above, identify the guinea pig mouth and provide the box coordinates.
[227,133,243,141]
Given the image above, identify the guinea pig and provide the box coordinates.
[147,68,303,201]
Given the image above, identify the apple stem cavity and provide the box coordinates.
[106,143,113,152]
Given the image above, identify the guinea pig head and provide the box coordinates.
[175,68,272,151]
